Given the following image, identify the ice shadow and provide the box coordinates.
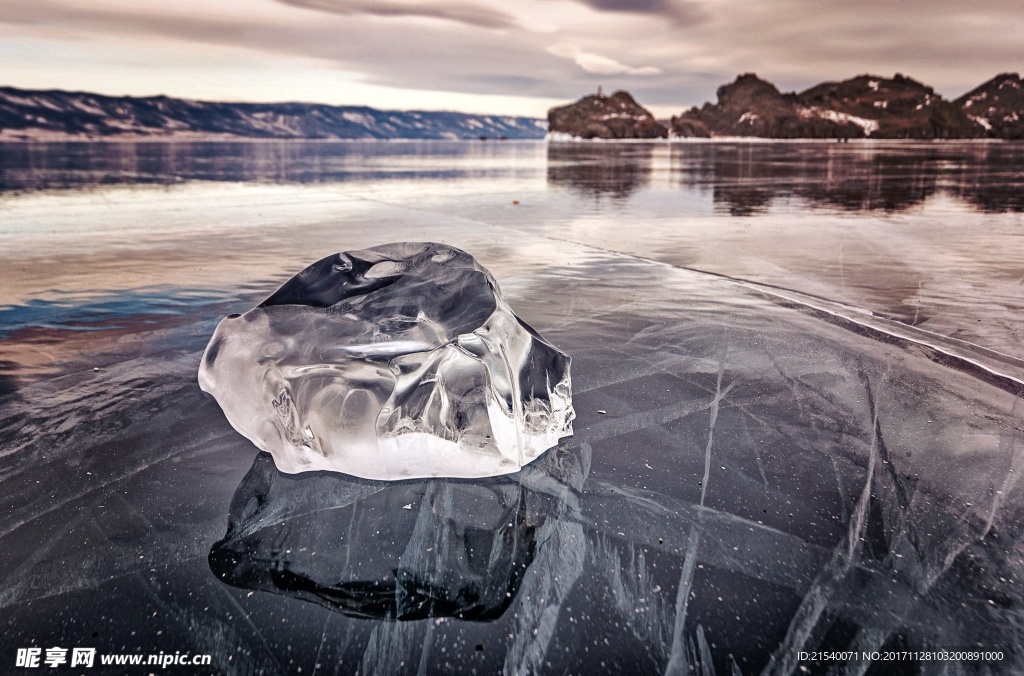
[208,444,584,622]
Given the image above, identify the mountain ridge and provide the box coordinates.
[954,73,1024,140]
[0,86,547,141]
[3,73,1022,141]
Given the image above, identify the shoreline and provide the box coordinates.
[0,132,1018,144]
[545,133,1015,144]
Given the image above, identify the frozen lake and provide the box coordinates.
[0,140,1022,674]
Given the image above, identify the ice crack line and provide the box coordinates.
[761,375,883,676]
[665,345,733,676]
[700,347,734,509]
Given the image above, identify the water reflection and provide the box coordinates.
[0,140,542,193]
[5,140,1024,214]
[546,143,654,202]
[680,143,942,214]
[545,141,1024,213]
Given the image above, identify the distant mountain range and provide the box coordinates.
[4,73,1022,142]
[551,73,1024,140]
[0,87,547,141]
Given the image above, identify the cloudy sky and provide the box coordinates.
[1,0,1020,117]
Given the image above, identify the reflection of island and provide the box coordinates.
[690,143,1024,214]
[689,143,940,214]
[209,453,562,621]
[0,141,512,193]
[546,141,1024,214]
[5,140,1023,214]
[546,143,653,201]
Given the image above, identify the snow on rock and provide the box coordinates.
[808,108,880,135]
[969,115,993,131]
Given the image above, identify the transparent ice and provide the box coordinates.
[198,242,574,479]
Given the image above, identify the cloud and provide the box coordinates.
[579,0,673,11]
[560,0,704,25]
[547,44,662,76]
[276,0,517,29]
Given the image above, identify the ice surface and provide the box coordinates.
[198,242,574,479]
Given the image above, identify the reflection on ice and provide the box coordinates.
[208,453,565,621]
[546,141,1024,214]
[547,144,655,202]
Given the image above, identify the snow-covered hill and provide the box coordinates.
[669,73,982,139]
[0,87,548,141]
[955,73,1024,140]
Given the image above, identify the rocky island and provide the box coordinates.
[671,73,979,139]
[547,90,667,139]
[550,72,1024,140]
[954,73,1024,140]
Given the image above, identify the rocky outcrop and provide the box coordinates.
[671,73,983,139]
[799,74,980,139]
[671,74,860,139]
[547,91,668,139]
[0,87,548,140]
[955,73,1024,140]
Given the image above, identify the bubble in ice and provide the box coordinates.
[198,242,574,479]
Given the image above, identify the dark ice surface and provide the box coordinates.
[1,140,1023,674]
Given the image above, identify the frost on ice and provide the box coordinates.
[198,242,574,479]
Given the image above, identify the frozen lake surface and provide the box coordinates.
[0,140,1022,674]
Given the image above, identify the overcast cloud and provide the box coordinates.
[0,0,1020,116]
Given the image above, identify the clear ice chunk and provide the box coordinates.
[198,242,574,479]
